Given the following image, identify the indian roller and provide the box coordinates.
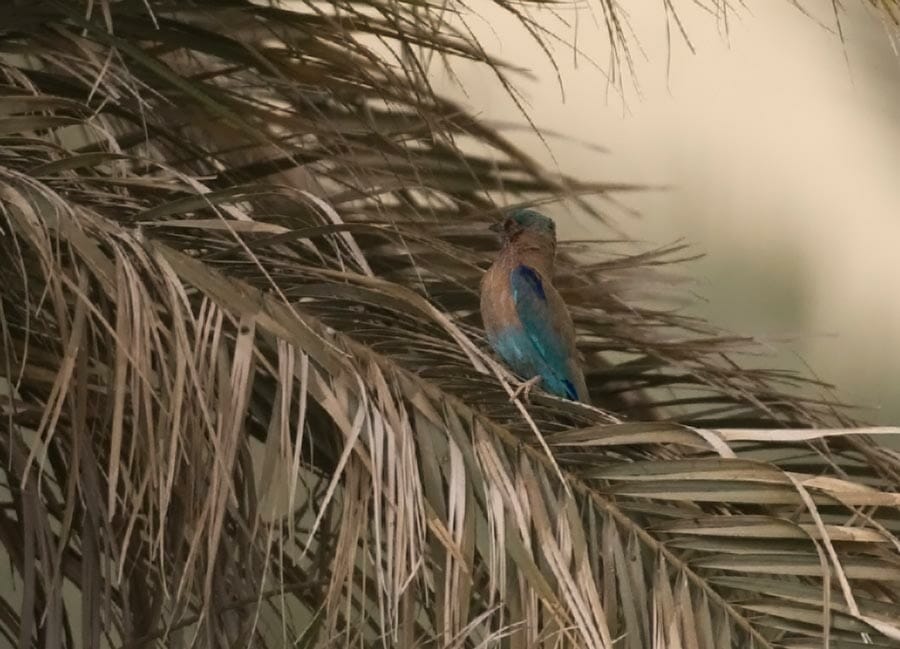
[480,209,589,403]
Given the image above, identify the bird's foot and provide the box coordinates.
[510,375,542,403]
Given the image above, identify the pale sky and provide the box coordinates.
[433,1,900,422]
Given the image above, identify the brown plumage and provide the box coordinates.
[480,209,589,402]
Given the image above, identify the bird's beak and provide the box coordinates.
[489,221,503,233]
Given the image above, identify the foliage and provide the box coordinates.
[1,1,900,648]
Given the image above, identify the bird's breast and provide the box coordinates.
[480,260,541,377]
[480,261,519,338]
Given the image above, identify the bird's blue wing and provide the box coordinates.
[510,264,580,400]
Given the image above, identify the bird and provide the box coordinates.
[480,208,589,403]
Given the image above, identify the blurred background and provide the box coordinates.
[433,1,900,424]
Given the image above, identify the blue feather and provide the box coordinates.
[507,264,582,401]
[513,265,546,301]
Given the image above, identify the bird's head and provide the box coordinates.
[490,209,557,246]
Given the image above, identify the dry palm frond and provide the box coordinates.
[1,1,900,649]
